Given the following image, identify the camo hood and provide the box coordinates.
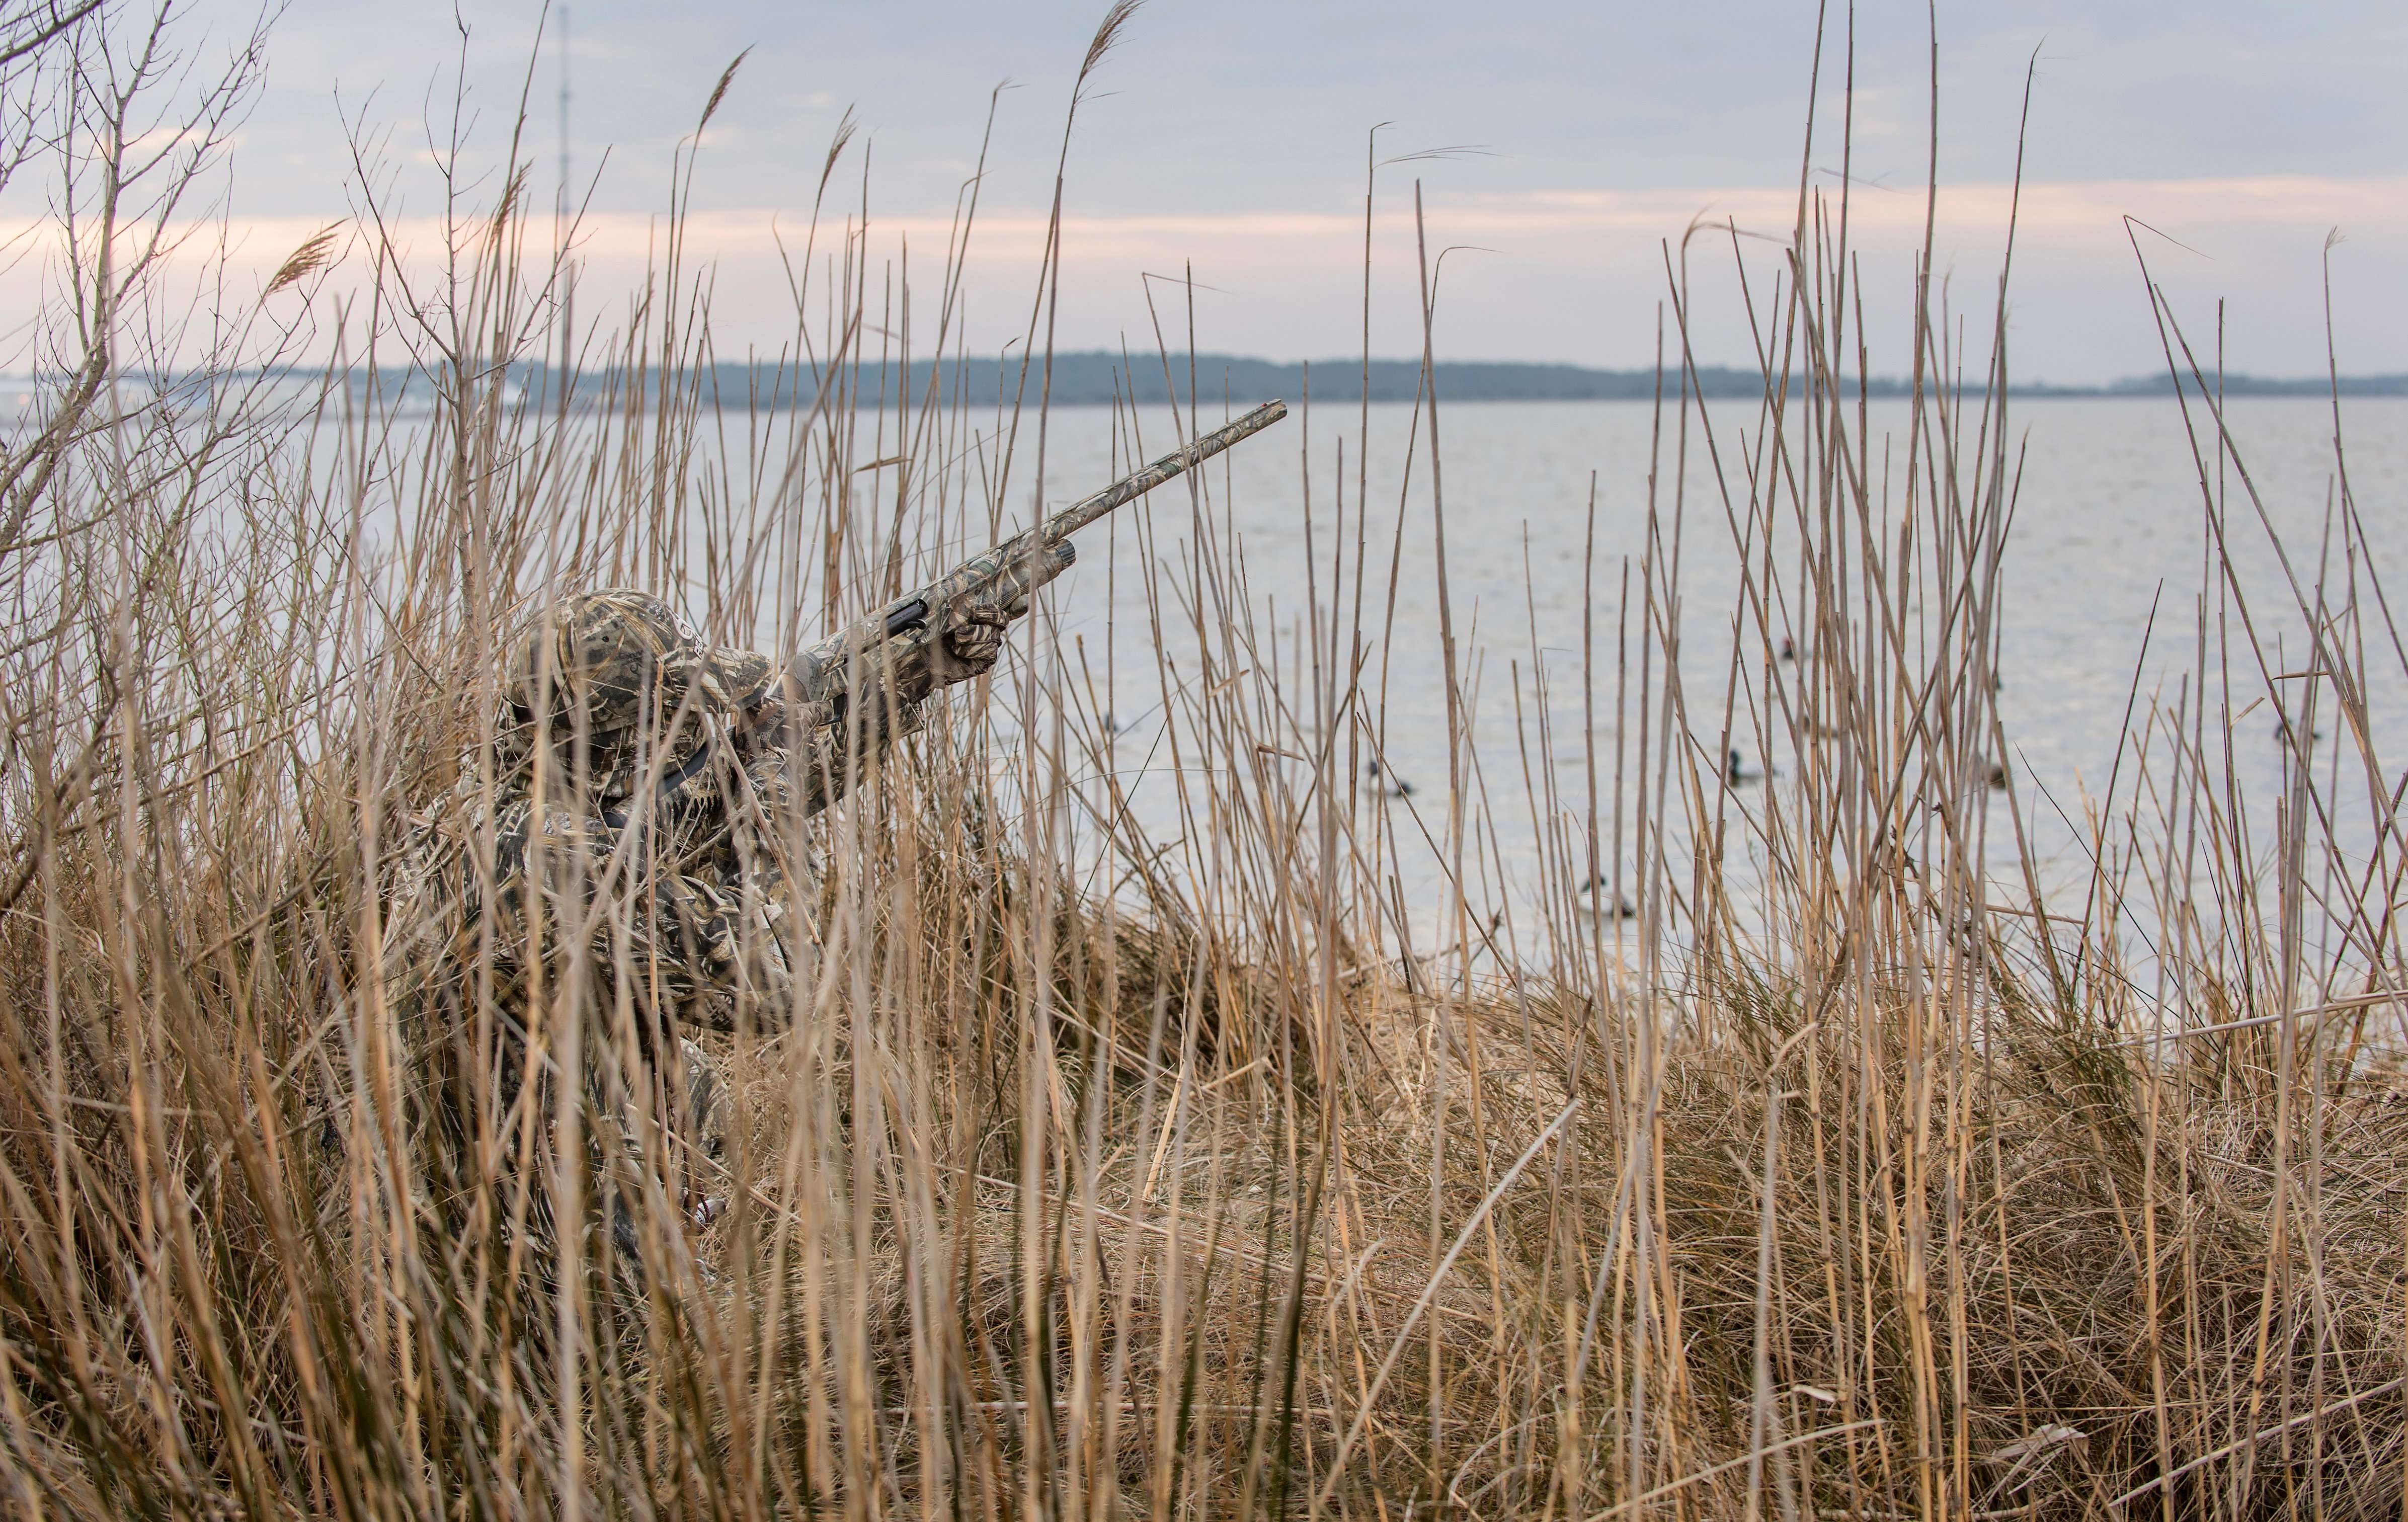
[508,589,773,732]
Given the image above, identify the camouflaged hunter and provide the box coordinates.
[442,589,1009,1213]
[470,588,1007,1028]
[422,400,1289,1251]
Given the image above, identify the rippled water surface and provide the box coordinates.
[301,388,2399,962]
[1015,395,2408,956]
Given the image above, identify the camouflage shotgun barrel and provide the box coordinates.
[651,398,1290,804]
[791,398,1290,699]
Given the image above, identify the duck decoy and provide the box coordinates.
[1365,759,1414,798]
[1726,747,1772,784]
[1574,873,1638,918]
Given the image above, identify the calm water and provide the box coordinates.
[1015,395,2408,963]
[250,387,2401,968]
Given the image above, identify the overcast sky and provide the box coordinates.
[122,1,2408,380]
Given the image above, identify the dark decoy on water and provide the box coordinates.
[1726,747,1771,784]
[1366,759,1414,798]
[2273,714,2323,745]
[1574,873,1638,918]
[1778,636,1798,662]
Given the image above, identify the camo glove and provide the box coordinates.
[924,601,1016,688]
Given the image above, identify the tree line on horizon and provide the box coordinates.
[41,352,2408,410]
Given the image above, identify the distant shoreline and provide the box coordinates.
[885,355,2408,406]
[15,354,2405,411]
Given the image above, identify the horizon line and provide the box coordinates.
[13,352,2399,403]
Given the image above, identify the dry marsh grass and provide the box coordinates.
[2,5,2404,1519]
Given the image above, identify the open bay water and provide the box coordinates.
[228,386,2403,985]
[1019,395,2408,981]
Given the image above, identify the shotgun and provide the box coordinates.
[652,398,1290,807]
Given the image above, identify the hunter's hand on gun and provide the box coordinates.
[939,610,1011,680]
[913,590,1027,692]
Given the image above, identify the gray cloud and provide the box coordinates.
[128,1,2408,379]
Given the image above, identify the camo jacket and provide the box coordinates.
[439,589,923,1035]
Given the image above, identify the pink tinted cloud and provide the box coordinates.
[6,177,2398,380]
